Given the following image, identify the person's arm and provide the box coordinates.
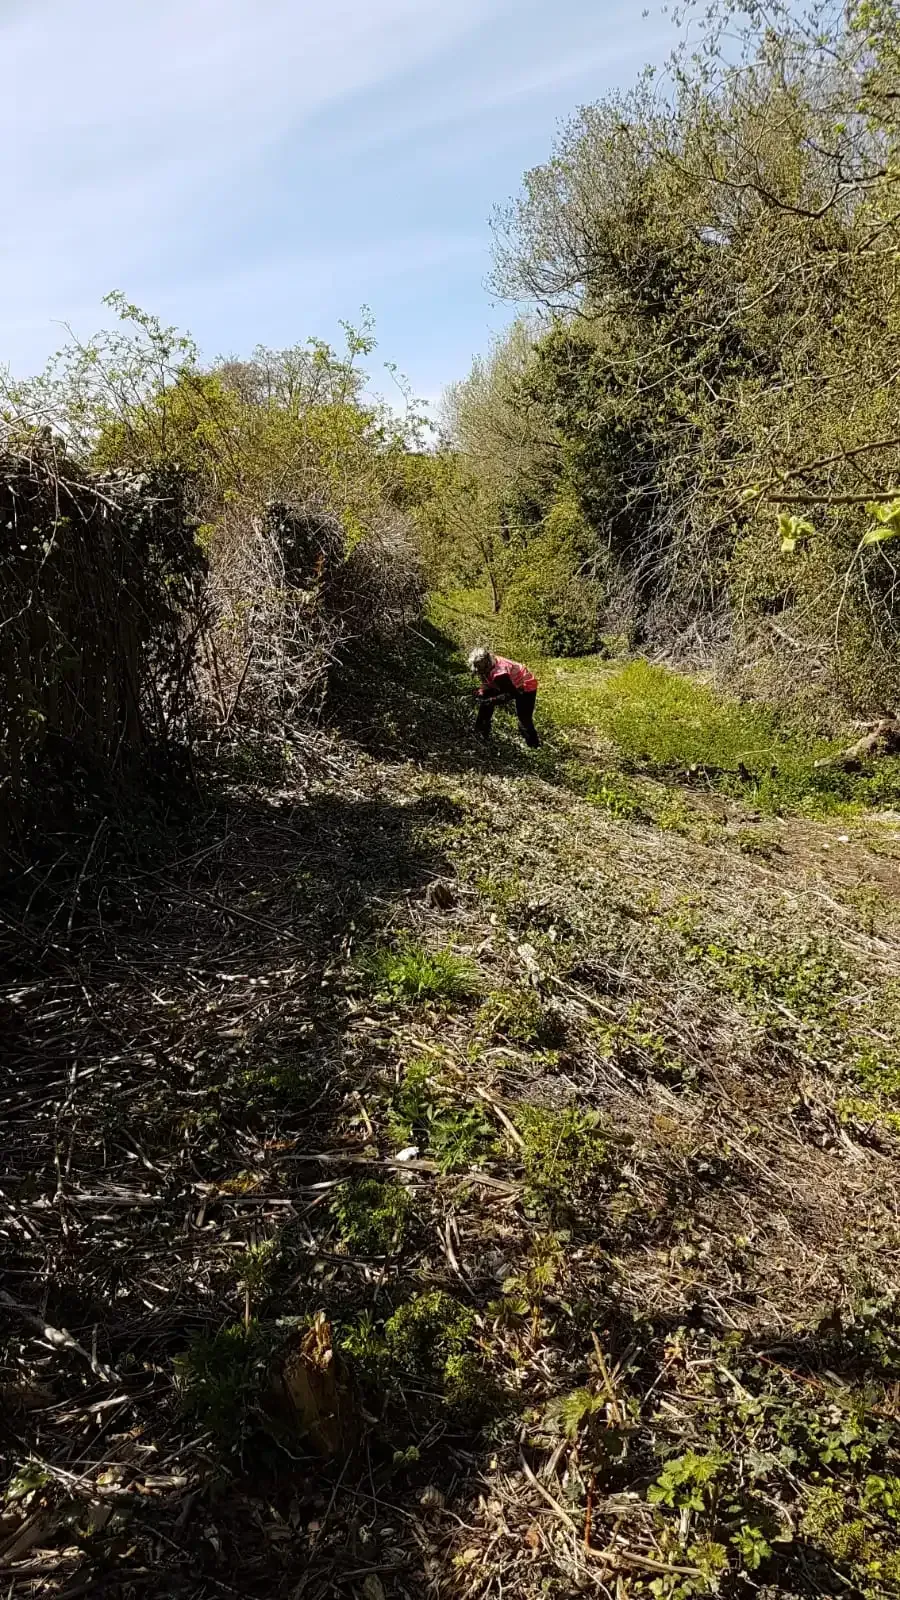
[478,672,516,704]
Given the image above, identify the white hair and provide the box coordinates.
[468,646,493,673]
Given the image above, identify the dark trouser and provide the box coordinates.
[475,689,540,748]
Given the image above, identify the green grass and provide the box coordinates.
[429,594,900,815]
[363,938,477,1005]
[540,657,900,815]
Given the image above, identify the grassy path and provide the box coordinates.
[4,616,900,1598]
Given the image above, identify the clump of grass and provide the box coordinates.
[569,766,647,820]
[175,1322,265,1446]
[736,824,785,859]
[388,1057,496,1172]
[364,938,477,1005]
[476,986,552,1047]
[330,1177,411,1255]
[516,1104,618,1224]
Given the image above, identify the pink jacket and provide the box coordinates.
[481,655,538,695]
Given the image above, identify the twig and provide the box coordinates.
[0,1289,119,1382]
[474,1085,526,1149]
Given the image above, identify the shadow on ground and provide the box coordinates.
[329,622,562,785]
[0,776,471,1598]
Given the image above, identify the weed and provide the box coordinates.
[330,1177,411,1255]
[494,1234,566,1333]
[385,1291,482,1411]
[341,1291,486,1418]
[175,1322,264,1445]
[476,986,551,1047]
[544,1386,607,1442]
[844,882,894,937]
[735,824,784,859]
[801,1484,900,1594]
[5,1462,51,1504]
[364,939,477,1005]
[648,1449,726,1513]
[237,1238,279,1301]
[575,768,647,820]
[429,1103,496,1171]
[592,1007,692,1086]
[693,934,848,1029]
[389,1058,496,1171]
[476,871,527,920]
[516,1104,617,1224]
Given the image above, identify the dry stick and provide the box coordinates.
[221,645,255,730]
[281,1150,521,1194]
[518,1449,579,1532]
[474,1085,526,1150]
[519,1453,704,1579]
[0,1289,119,1383]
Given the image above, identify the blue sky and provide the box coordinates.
[2,0,674,417]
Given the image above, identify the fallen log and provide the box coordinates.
[814,717,900,771]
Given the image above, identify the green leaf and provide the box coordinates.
[862,499,900,546]
[778,513,815,554]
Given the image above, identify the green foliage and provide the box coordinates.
[388,1058,497,1172]
[364,939,477,1005]
[236,1239,279,1300]
[694,935,848,1029]
[648,1449,726,1513]
[577,769,646,820]
[384,1291,473,1371]
[801,1484,900,1594]
[516,1104,614,1222]
[862,500,900,547]
[175,1322,263,1445]
[4,1462,51,1504]
[593,1007,692,1086]
[330,1178,411,1255]
[503,500,605,657]
[731,1523,772,1572]
[341,1291,485,1417]
[544,1386,607,1442]
[778,513,816,555]
[476,986,550,1046]
[419,2,900,711]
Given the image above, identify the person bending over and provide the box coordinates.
[468,647,540,748]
